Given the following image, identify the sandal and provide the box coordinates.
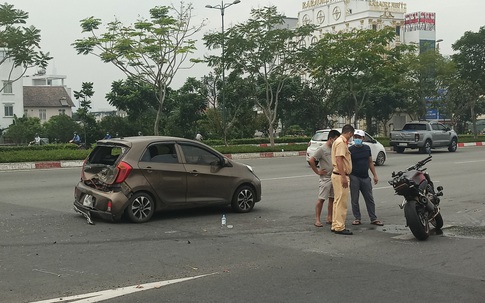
[371,220,384,226]
[352,220,361,225]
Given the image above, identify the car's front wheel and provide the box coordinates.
[125,192,155,223]
[231,185,256,213]
[448,138,457,152]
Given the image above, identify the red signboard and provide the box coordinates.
[404,12,435,32]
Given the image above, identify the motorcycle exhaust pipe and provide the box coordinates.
[420,196,436,213]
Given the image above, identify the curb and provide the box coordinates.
[1,143,482,171]
[0,160,84,171]
[458,142,484,147]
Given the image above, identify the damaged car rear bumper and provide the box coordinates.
[74,181,131,224]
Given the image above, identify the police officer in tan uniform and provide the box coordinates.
[331,124,355,235]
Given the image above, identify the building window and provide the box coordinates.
[24,109,28,117]
[372,24,377,31]
[39,109,47,121]
[396,25,401,36]
[58,109,66,115]
[2,81,13,94]
[4,104,13,117]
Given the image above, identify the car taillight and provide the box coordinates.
[113,161,133,184]
[308,141,311,147]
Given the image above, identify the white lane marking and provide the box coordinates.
[454,159,485,164]
[32,269,62,277]
[29,273,218,303]
[261,174,314,181]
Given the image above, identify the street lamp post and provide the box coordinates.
[205,0,241,139]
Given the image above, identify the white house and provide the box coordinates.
[0,48,24,133]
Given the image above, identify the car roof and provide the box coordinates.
[97,136,196,146]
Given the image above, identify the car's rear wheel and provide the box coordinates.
[125,192,155,223]
[231,185,255,213]
[375,151,386,166]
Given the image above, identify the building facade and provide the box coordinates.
[23,71,74,122]
[296,0,441,131]
[0,49,24,132]
[298,0,407,47]
[23,86,75,122]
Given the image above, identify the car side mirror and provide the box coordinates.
[221,157,232,167]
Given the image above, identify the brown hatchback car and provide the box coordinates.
[74,136,262,224]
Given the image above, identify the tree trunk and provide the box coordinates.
[268,124,275,146]
[471,105,477,138]
[153,105,162,136]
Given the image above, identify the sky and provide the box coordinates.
[11,0,485,111]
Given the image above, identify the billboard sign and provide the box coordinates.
[404,12,435,32]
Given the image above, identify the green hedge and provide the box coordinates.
[1,134,484,163]
[0,149,90,163]
[204,136,311,146]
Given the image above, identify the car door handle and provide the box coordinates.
[190,170,199,176]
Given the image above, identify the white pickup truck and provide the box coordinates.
[390,121,458,154]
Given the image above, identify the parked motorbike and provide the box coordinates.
[388,156,444,240]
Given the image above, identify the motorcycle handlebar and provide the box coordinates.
[391,156,432,179]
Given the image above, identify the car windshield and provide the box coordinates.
[312,131,329,141]
[87,145,125,166]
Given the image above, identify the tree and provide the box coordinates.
[452,26,485,137]
[204,6,316,146]
[165,77,207,138]
[310,28,411,126]
[72,2,205,135]
[107,77,158,118]
[73,82,98,144]
[198,72,257,142]
[4,116,42,144]
[399,50,450,120]
[98,115,136,138]
[43,114,81,143]
[0,3,51,92]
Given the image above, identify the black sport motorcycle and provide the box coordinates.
[389,156,444,240]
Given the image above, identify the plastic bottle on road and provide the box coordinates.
[221,214,227,227]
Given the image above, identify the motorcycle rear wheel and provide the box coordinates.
[404,199,430,241]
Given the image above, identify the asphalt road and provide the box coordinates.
[1,148,484,303]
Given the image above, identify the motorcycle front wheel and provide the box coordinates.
[404,199,430,241]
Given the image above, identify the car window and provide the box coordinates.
[141,143,178,163]
[312,131,329,141]
[436,123,446,130]
[179,144,220,165]
[402,124,427,131]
